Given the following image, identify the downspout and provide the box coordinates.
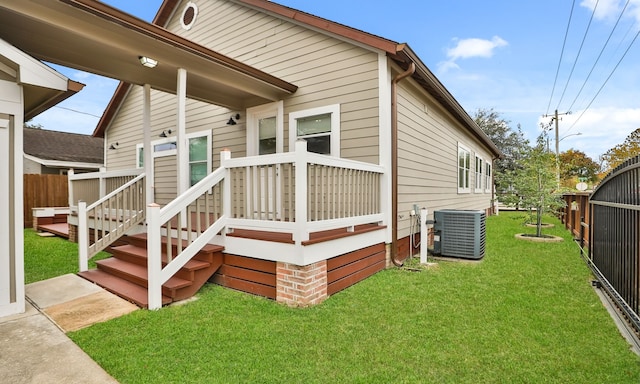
[390,62,415,266]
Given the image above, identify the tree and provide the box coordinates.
[558,149,600,188]
[24,121,43,129]
[509,135,565,237]
[600,128,640,172]
[473,108,529,204]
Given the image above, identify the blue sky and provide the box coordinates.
[31,0,640,162]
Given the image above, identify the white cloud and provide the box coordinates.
[438,36,508,73]
[581,0,640,23]
[446,36,508,61]
[537,106,640,161]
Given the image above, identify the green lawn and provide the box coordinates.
[24,228,110,284]
[30,214,640,383]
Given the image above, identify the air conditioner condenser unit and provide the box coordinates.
[433,209,486,260]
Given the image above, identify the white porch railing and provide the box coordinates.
[73,141,385,309]
[69,168,144,208]
[78,173,146,271]
[224,140,384,243]
[145,140,384,309]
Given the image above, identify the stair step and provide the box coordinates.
[112,244,211,271]
[96,258,192,291]
[126,233,224,255]
[78,269,172,308]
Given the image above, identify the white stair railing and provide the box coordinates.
[78,173,146,272]
[146,151,230,310]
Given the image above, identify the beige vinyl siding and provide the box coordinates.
[105,85,243,172]
[396,78,493,239]
[153,155,177,206]
[166,0,380,164]
[23,157,41,174]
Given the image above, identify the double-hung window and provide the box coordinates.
[187,132,211,186]
[458,144,471,193]
[475,155,483,192]
[289,104,340,156]
[135,130,211,186]
[485,162,492,193]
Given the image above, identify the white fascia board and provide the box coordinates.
[23,153,102,170]
[0,38,67,90]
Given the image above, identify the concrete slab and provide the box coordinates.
[44,290,138,332]
[26,274,103,309]
[0,302,118,384]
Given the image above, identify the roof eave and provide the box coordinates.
[25,79,85,121]
[395,45,503,159]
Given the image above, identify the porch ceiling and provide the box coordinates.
[0,0,297,110]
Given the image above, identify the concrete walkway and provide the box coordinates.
[0,274,139,383]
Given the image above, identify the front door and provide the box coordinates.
[247,101,283,220]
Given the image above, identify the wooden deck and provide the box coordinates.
[227,223,386,245]
[38,223,70,239]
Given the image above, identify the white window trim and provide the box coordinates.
[458,143,471,194]
[135,129,211,172]
[187,130,212,186]
[135,143,144,169]
[475,154,484,193]
[152,136,177,158]
[247,101,284,156]
[288,104,340,156]
[485,161,492,193]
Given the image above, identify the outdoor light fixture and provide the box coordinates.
[138,56,158,68]
[159,129,172,138]
[109,142,119,150]
[227,114,240,125]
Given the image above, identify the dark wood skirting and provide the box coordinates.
[327,243,386,295]
[211,242,386,300]
[210,254,277,299]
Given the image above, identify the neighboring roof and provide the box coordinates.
[23,127,104,165]
[0,0,297,123]
[0,38,84,120]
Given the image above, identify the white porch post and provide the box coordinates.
[294,140,309,245]
[143,84,153,206]
[98,166,106,199]
[147,203,162,310]
[221,149,231,234]
[378,52,393,244]
[420,207,428,264]
[78,201,89,272]
[176,68,188,228]
[68,168,75,208]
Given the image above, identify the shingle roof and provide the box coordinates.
[23,127,103,164]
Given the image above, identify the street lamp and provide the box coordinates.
[559,132,582,143]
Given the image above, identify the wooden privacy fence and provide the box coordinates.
[23,174,68,228]
[561,192,591,248]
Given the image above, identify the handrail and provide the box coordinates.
[146,152,230,310]
[146,144,385,309]
[78,173,146,272]
[69,168,143,181]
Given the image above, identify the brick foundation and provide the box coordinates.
[68,223,78,243]
[276,260,327,307]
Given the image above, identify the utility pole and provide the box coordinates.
[543,109,570,190]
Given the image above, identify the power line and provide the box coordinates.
[546,0,576,116]
[566,0,630,112]
[556,0,600,111]
[53,105,101,118]
[568,25,640,132]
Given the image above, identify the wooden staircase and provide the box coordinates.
[78,233,224,308]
